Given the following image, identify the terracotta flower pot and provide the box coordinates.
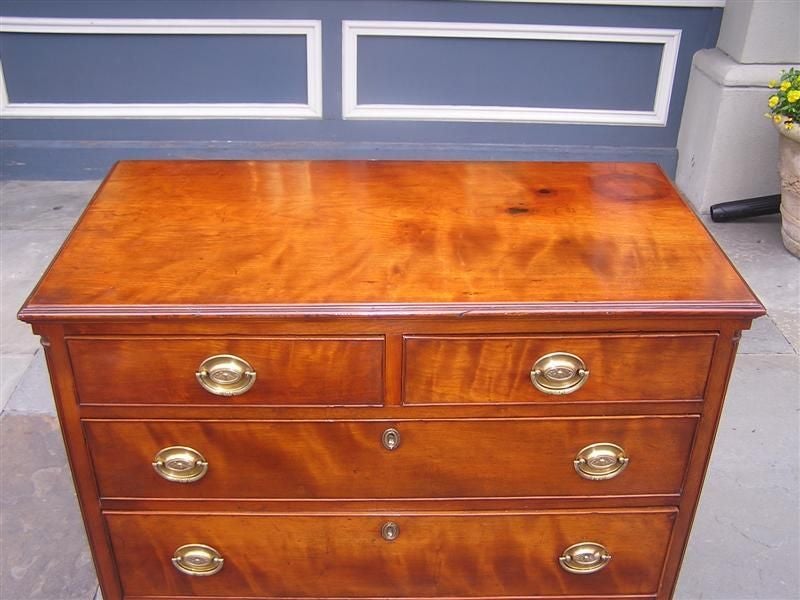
[776,120,800,257]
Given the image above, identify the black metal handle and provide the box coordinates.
[710,195,780,222]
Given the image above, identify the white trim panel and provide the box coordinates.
[342,21,682,126]
[0,17,323,119]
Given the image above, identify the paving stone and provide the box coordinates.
[1,229,68,354]
[5,350,55,415]
[1,303,44,357]
[1,353,34,413]
[0,414,97,600]
[0,180,97,230]
[769,308,800,354]
[739,314,795,355]
[675,354,800,600]
[0,228,69,282]
[703,215,800,351]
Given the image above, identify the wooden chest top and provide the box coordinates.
[19,160,763,320]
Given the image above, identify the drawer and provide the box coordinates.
[106,509,676,598]
[85,416,698,499]
[404,333,716,404]
[67,336,384,405]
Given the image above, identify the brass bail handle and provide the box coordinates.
[152,446,208,483]
[530,352,589,395]
[196,354,256,396]
[574,442,630,481]
[172,544,224,576]
[559,542,611,574]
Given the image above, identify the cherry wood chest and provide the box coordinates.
[19,161,764,600]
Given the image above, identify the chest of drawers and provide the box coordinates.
[19,161,764,600]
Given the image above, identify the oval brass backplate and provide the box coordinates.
[530,352,589,395]
[574,442,629,481]
[196,354,256,396]
[559,541,611,574]
[152,446,208,483]
[172,544,224,576]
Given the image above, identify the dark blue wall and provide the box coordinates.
[2,33,308,103]
[357,36,662,110]
[0,0,723,179]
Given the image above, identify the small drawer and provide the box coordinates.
[85,416,697,500]
[106,509,676,598]
[404,333,716,404]
[67,336,384,405]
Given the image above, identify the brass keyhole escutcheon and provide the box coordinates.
[381,521,399,541]
[152,446,208,483]
[196,354,256,396]
[172,544,224,576]
[574,442,629,480]
[559,542,611,574]
[530,352,589,395]
[381,428,401,451]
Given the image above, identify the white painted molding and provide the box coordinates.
[342,21,681,126]
[468,1,725,7]
[0,17,322,119]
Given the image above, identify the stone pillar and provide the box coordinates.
[676,0,800,213]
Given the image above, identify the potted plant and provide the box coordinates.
[767,68,800,257]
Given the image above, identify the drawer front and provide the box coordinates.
[86,417,697,499]
[68,337,384,405]
[106,509,676,598]
[404,333,716,404]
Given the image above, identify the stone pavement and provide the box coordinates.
[1,180,798,600]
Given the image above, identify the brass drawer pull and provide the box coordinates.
[196,354,256,396]
[559,542,611,574]
[574,442,629,480]
[153,446,208,483]
[172,544,224,576]
[381,521,399,541]
[530,352,589,395]
[381,428,401,451]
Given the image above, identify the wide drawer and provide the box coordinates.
[85,416,698,499]
[67,336,384,405]
[404,333,717,404]
[106,509,676,598]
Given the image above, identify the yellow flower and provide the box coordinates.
[774,115,783,123]
[787,123,795,130]
[768,80,777,88]
[780,81,791,91]
[788,90,800,103]
[768,95,780,107]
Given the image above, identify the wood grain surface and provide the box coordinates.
[68,336,384,406]
[105,509,676,598]
[404,333,716,404]
[19,161,763,320]
[85,417,698,500]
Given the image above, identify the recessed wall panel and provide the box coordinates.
[357,36,661,111]
[0,32,308,103]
